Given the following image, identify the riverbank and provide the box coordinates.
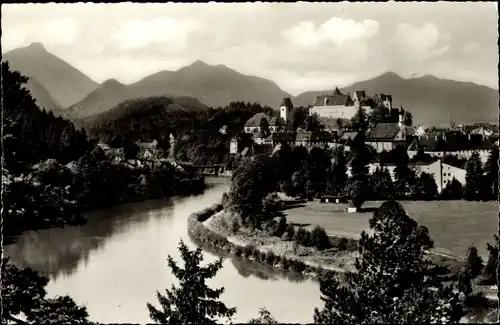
[3,158,207,245]
[187,203,343,280]
[187,200,498,306]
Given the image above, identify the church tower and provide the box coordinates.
[280,97,294,129]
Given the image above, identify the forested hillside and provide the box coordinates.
[83,98,275,164]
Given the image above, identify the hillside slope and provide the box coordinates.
[23,76,62,112]
[294,72,499,126]
[3,43,98,107]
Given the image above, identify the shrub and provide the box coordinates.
[251,248,260,260]
[281,257,291,270]
[265,251,276,266]
[264,219,278,236]
[230,217,240,233]
[222,192,230,209]
[290,259,306,273]
[243,244,255,258]
[258,251,266,263]
[331,236,358,252]
[283,223,295,241]
[274,255,281,265]
[234,245,243,256]
[311,225,331,250]
[294,227,312,247]
[274,216,288,237]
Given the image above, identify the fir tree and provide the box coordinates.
[314,201,464,324]
[147,240,236,324]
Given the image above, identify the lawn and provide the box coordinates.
[284,200,497,259]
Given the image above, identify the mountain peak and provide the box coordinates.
[190,60,210,67]
[102,78,125,87]
[28,42,47,51]
[378,71,403,79]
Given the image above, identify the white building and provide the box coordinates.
[348,160,466,193]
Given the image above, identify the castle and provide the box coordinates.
[309,87,393,120]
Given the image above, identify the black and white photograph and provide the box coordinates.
[1,2,499,324]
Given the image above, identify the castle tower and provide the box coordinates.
[280,97,294,128]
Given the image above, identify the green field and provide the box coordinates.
[284,200,497,259]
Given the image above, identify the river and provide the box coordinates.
[4,177,323,324]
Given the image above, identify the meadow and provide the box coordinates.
[284,200,497,259]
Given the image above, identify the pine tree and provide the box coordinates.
[328,147,348,195]
[483,148,499,200]
[463,245,483,279]
[314,201,464,324]
[147,240,236,324]
[463,152,484,201]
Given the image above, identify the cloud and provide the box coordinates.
[391,22,450,65]
[2,17,80,49]
[283,17,379,48]
[110,17,200,51]
[462,42,480,55]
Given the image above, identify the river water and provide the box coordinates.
[4,177,322,324]
[4,177,495,323]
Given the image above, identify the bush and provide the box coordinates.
[230,217,240,233]
[311,225,331,250]
[222,192,230,209]
[258,251,266,263]
[243,244,256,258]
[234,245,243,256]
[283,223,296,241]
[265,251,276,266]
[290,259,306,273]
[331,236,358,252]
[281,257,291,270]
[274,216,288,237]
[252,248,261,261]
[294,227,312,247]
[345,180,366,209]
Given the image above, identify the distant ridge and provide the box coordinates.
[4,43,498,126]
[294,71,499,126]
[3,43,98,108]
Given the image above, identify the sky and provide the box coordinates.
[2,2,498,95]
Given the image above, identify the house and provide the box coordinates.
[470,126,494,139]
[364,112,407,153]
[268,116,288,133]
[263,132,295,146]
[239,144,275,160]
[408,134,494,163]
[230,137,238,154]
[230,132,254,155]
[294,130,337,148]
[350,160,466,193]
[244,113,270,134]
[373,93,393,111]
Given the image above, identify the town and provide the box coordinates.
[227,88,498,199]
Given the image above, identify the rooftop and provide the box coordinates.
[245,113,269,127]
[365,123,400,140]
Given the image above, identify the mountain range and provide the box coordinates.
[3,43,498,126]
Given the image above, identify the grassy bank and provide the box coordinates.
[284,200,497,259]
